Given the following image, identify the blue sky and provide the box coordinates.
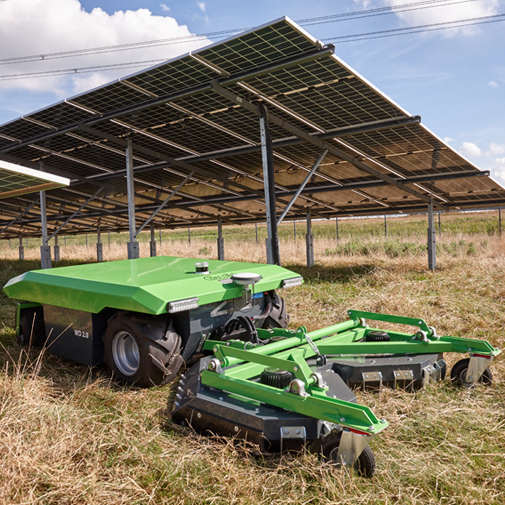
[0,0,504,183]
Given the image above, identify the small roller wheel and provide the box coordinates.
[365,330,390,342]
[319,431,376,478]
[450,358,493,387]
[260,367,292,389]
[351,445,376,478]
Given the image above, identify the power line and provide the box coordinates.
[298,0,477,25]
[0,0,480,66]
[2,11,502,83]
[0,3,501,82]
[0,59,167,81]
[329,12,505,43]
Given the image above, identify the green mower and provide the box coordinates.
[3,256,500,477]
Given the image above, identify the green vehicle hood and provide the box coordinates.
[3,256,302,315]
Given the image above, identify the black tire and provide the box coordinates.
[261,293,289,329]
[352,446,376,478]
[260,367,292,389]
[450,358,493,387]
[18,306,46,347]
[319,430,376,478]
[365,330,390,342]
[103,312,183,387]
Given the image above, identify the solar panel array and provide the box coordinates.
[0,17,503,239]
[0,161,69,200]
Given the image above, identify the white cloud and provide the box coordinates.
[493,157,505,185]
[0,0,208,100]
[384,0,499,37]
[487,142,505,156]
[197,2,206,13]
[489,80,499,88]
[460,141,482,158]
[160,3,170,12]
[443,136,454,144]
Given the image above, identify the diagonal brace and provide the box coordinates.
[136,171,194,235]
[0,201,36,236]
[48,188,103,241]
[277,149,328,226]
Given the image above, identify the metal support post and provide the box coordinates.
[306,209,314,267]
[255,222,258,244]
[159,229,162,243]
[384,215,387,238]
[188,227,191,244]
[97,227,103,262]
[336,217,339,240]
[53,234,60,262]
[428,199,437,271]
[217,216,225,261]
[293,220,296,240]
[18,236,24,260]
[260,106,280,265]
[438,211,441,236]
[150,223,157,257]
[126,138,139,259]
[39,190,51,269]
[85,234,88,247]
[499,207,502,237]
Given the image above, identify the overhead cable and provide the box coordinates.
[0,0,480,66]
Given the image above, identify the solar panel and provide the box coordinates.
[0,16,504,238]
[0,160,69,199]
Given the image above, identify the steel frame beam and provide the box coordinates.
[428,198,436,271]
[39,189,51,269]
[126,138,139,259]
[0,46,333,155]
[211,81,448,210]
[260,106,280,265]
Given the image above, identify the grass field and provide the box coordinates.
[1,212,504,504]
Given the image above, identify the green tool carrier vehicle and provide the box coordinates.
[4,256,500,477]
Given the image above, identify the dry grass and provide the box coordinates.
[1,226,505,504]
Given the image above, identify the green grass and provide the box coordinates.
[1,210,502,251]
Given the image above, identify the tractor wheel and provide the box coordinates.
[103,313,183,387]
[18,306,46,347]
[319,431,376,478]
[261,293,289,329]
[450,358,493,387]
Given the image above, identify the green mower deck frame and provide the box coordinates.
[198,310,499,434]
[171,310,499,476]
